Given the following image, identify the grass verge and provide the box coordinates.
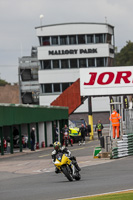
[66,191,133,200]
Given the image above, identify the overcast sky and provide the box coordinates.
[0,0,133,83]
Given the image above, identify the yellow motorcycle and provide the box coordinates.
[54,152,81,181]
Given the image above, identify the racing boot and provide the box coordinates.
[55,167,60,174]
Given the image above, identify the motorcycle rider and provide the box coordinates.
[51,141,81,173]
[61,124,73,146]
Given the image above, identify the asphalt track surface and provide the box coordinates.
[0,138,133,200]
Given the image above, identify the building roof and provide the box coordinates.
[35,22,114,29]
[0,103,68,126]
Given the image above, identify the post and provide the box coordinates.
[44,122,47,147]
[19,124,22,152]
[52,121,55,144]
[88,96,94,140]
[27,124,31,149]
[36,123,39,143]
[10,126,13,154]
[59,120,63,143]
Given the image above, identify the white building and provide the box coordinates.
[35,23,115,123]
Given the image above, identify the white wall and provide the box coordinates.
[38,122,44,147]
[38,44,113,60]
[92,97,110,112]
[39,69,79,84]
[73,97,110,113]
[46,122,53,146]
[39,95,58,106]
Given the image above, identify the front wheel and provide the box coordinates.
[75,171,81,181]
[61,166,73,181]
[65,139,68,147]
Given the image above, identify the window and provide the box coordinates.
[42,37,50,46]
[38,37,42,46]
[108,58,113,66]
[87,35,94,43]
[20,69,32,81]
[22,93,33,104]
[40,60,43,69]
[53,83,60,92]
[45,84,52,93]
[79,59,86,68]
[88,58,95,67]
[97,58,104,67]
[69,35,76,44]
[95,34,104,43]
[60,36,67,45]
[62,83,70,92]
[70,59,77,68]
[41,83,73,93]
[53,60,59,69]
[44,60,51,69]
[110,48,114,54]
[107,34,112,44]
[41,84,44,93]
[52,36,58,45]
[61,59,69,69]
[78,35,85,44]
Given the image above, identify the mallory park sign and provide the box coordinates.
[80,66,133,96]
[48,48,97,55]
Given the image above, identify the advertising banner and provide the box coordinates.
[80,66,133,96]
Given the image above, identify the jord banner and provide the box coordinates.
[80,67,133,96]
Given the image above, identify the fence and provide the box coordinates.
[125,109,133,134]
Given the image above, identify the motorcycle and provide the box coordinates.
[6,135,28,148]
[0,137,7,151]
[63,132,69,147]
[54,152,81,181]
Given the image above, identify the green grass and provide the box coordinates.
[69,191,133,200]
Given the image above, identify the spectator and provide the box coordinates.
[79,124,87,145]
[95,120,104,140]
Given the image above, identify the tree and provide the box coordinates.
[0,79,10,86]
[115,41,133,66]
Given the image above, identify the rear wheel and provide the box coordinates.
[61,166,73,181]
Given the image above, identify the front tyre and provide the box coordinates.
[65,139,68,147]
[61,166,73,181]
[75,171,81,181]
